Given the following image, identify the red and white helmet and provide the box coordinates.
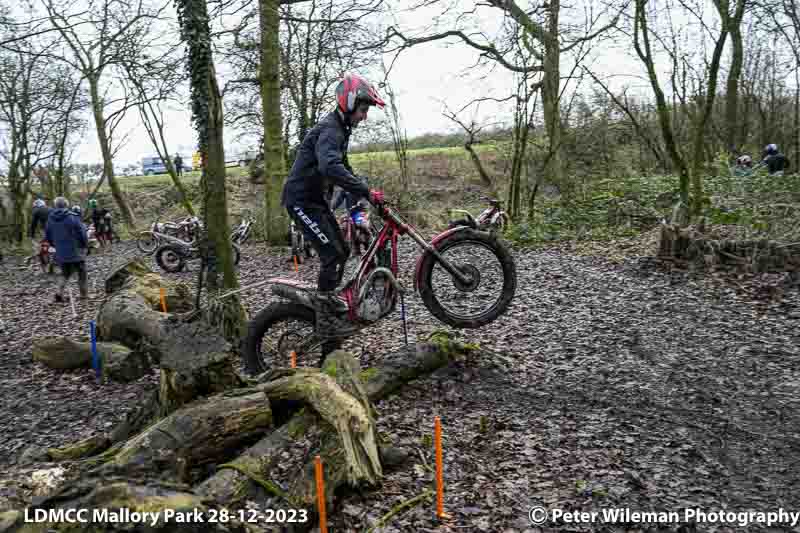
[335,73,385,113]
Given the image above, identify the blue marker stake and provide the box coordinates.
[90,320,100,383]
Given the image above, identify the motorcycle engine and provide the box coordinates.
[355,268,398,323]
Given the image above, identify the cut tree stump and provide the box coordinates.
[658,223,800,272]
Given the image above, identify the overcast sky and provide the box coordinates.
[63,0,632,167]
[65,0,733,168]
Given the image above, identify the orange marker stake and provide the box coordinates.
[315,455,328,533]
[290,350,297,369]
[159,287,167,313]
[293,255,299,274]
[435,416,449,519]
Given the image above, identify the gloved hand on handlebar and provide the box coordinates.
[369,189,385,205]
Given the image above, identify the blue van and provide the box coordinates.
[141,155,192,175]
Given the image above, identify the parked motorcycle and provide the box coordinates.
[155,239,241,273]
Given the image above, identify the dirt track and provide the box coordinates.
[1,238,799,532]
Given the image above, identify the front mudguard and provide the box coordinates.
[413,225,473,293]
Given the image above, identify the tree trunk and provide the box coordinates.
[541,0,564,194]
[634,0,690,208]
[88,77,136,228]
[201,32,248,345]
[689,1,729,216]
[465,142,493,189]
[260,0,287,245]
[725,23,744,152]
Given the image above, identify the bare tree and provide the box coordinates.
[41,0,170,228]
[176,0,247,342]
[443,107,495,189]
[120,51,196,216]
[0,40,74,241]
[380,0,618,196]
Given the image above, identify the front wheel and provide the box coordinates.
[155,244,186,273]
[417,229,516,328]
[243,302,321,375]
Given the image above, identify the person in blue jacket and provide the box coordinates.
[280,72,386,346]
[46,196,88,302]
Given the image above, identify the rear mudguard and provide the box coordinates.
[413,225,471,292]
[268,277,315,310]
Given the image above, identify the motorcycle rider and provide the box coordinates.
[30,198,50,240]
[761,144,790,176]
[280,72,386,349]
[733,154,754,177]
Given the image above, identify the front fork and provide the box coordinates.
[397,214,473,286]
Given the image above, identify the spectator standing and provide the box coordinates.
[45,197,88,302]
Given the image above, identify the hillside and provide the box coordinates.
[87,144,510,236]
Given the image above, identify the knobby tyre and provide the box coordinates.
[418,229,516,328]
[155,244,186,273]
[137,231,160,255]
[242,302,320,375]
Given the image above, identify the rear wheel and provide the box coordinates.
[418,229,516,328]
[243,302,321,375]
[137,232,159,254]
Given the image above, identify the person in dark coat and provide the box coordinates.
[174,153,184,177]
[761,144,790,176]
[279,72,385,360]
[46,196,88,302]
[30,198,50,239]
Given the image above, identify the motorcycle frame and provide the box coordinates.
[339,202,473,318]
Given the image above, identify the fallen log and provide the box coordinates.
[11,333,471,532]
[104,390,272,482]
[96,258,192,356]
[258,356,382,488]
[32,337,148,382]
[197,339,474,526]
[86,260,244,450]
[104,257,193,311]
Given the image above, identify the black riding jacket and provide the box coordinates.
[281,110,369,209]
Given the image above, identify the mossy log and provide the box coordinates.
[92,260,245,448]
[104,257,193,311]
[197,341,473,527]
[0,480,255,533]
[258,354,382,488]
[104,391,272,480]
[47,435,111,462]
[96,258,192,355]
[659,223,800,272]
[9,340,471,532]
